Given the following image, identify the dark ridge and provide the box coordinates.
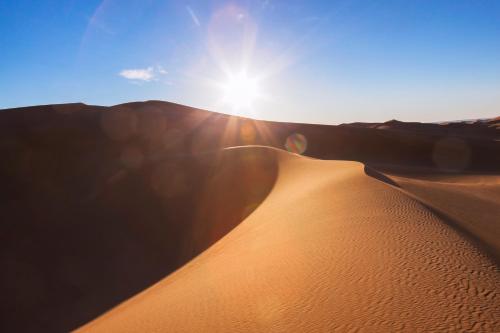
[363,165,400,187]
[342,117,500,140]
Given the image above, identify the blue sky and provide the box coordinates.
[1,0,499,123]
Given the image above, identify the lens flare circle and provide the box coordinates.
[285,133,307,154]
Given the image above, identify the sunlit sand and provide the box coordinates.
[80,147,499,332]
[0,102,498,332]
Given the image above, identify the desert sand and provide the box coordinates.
[0,101,498,332]
[79,147,499,332]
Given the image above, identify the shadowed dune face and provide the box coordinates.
[0,111,278,333]
[0,101,499,332]
[179,147,278,261]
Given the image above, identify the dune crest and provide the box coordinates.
[80,147,499,332]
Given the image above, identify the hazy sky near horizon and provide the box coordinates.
[1,0,499,124]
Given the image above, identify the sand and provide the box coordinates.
[0,102,498,332]
[376,166,500,259]
[79,147,499,332]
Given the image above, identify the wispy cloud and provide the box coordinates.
[119,66,167,82]
[186,6,200,26]
[119,67,154,81]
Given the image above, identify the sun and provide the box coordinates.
[221,72,260,110]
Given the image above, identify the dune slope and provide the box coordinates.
[375,167,500,260]
[80,147,499,332]
[0,145,277,332]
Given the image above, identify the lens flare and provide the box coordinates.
[285,133,307,154]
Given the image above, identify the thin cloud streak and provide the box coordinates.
[186,6,201,26]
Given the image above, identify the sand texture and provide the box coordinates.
[0,101,498,332]
[79,147,499,332]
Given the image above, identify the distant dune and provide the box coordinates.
[0,101,498,332]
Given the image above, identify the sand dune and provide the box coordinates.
[0,143,277,332]
[0,102,498,332]
[79,147,499,332]
[375,166,500,260]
